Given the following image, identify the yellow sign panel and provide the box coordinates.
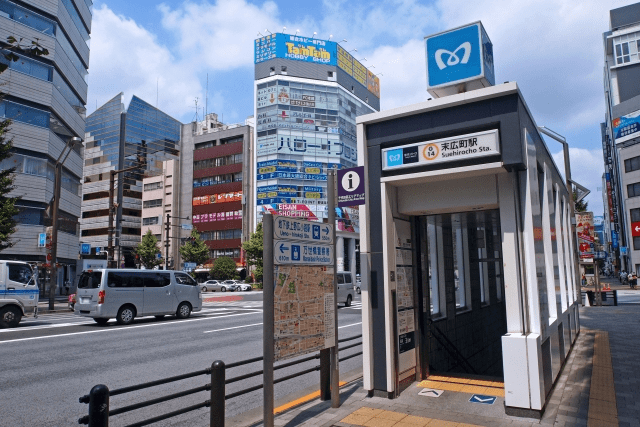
[337,45,353,76]
[353,59,367,86]
[367,69,380,98]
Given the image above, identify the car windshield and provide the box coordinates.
[8,263,33,284]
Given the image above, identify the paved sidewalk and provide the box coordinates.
[240,301,640,427]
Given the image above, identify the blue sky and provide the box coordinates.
[87,0,637,215]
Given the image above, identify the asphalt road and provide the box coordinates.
[1,292,364,427]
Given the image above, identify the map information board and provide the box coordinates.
[273,265,336,361]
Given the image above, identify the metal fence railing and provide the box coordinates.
[78,334,362,427]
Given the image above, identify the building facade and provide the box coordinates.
[602,2,640,273]
[179,114,253,272]
[140,159,180,267]
[0,0,91,292]
[253,33,380,276]
[80,94,181,267]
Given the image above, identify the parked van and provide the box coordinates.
[337,272,354,307]
[75,269,202,325]
[0,261,38,328]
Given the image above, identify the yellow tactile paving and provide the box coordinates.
[416,375,504,398]
[340,406,482,427]
[587,331,618,427]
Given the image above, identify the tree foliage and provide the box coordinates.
[573,189,589,212]
[0,37,51,251]
[210,256,237,280]
[179,228,209,266]
[242,222,263,282]
[136,230,163,269]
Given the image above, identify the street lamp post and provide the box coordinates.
[49,136,82,310]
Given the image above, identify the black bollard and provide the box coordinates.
[210,360,225,427]
[88,384,109,427]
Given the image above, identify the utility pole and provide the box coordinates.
[108,164,143,269]
[49,137,82,310]
[165,213,171,270]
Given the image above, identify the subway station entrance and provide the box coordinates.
[357,83,580,417]
[417,210,506,379]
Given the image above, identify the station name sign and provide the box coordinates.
[382,129,500,171]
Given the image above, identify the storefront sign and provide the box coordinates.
[382,129,500,170]
[337,166,366,207]
[576,212,595,261]
[612,109,640,143]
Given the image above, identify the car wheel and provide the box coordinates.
[0,306,21,328]
[202,286,208,292]
[345,295,352,307]
[177,302,191,319]
[116,305,135,325]
[155,315,165,319]
[93,318,109,326]
[221,286,226,292]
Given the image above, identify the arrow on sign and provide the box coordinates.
[279,243,289,254]
[636,226,640,232]
[323,226,330,235]
[469,394,497,405]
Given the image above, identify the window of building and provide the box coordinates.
[143,199,162,208]
[634,236,640,251]
[613,32,640,66]
[628,182,640,198]
[625,156,640,173]
[144,182,163,191]
[0,100,50,128]
[631,208,640,222]
[142,216,159,226]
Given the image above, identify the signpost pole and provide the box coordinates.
[328,168,340,408]
[263,214,275,427]
[594,262,602,307]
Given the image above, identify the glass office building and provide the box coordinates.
[80,94,181,267]
[0,0,92,293]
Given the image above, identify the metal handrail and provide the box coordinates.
[79,335,363,426]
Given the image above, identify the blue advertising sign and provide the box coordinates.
[612,110,640,143]
[80,243,91,255]
[481,25,495,86]
[257,159,298,173]
[426,23,483,87]
[612,230,619,249]
[255,33,337,66]
[38,233,46,248]
[257,172,328,181]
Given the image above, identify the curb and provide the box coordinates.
[226,367,363,427]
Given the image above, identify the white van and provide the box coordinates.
[75,269,202,325]
[0,261,38,328]
[337,272,354,307]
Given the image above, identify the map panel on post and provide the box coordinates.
[273,265,336,361]
[274,240,333,265]
[273,215,334,244]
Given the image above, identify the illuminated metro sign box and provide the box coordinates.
[382,129,500,171]
[425,21,495,98]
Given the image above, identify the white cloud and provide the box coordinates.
[553,147,605,215]
[87,5,202,119]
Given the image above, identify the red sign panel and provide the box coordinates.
[632,221,640,237]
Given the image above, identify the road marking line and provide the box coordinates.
[1,310,263,344]
[338,322,362,329]
[203,323,263,333]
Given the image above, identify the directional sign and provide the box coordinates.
[469,394,497,405]
[183,262,197,272]
[337,166,366,207]
[418,388,443,398]
[632,221,640,237]
[38,233,46,248]
[273,215,333,244]
[181,224,193,231]
[274,240,333,265]
[80,243,91,255]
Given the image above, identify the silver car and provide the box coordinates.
[75,269,202,325]
[201,280,234,292]
[235,282,252,292]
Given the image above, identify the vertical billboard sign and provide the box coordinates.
[425,21,494,98]
[576,212,595,262]
[612,109,640,144]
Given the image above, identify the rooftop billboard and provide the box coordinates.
[255,33,380,98]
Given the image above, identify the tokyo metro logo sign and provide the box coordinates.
[426,23,483,88]
[435,42,471,70]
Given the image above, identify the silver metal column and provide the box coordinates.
[263,213,275,427]
[328,169,340,408]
